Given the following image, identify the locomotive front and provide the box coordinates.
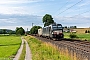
[51,24,64,39]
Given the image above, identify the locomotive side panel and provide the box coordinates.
[42,27,50,37]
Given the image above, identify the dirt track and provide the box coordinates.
[13,37,32,60]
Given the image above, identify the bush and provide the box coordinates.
[85,30,87,33]
[85,30,90,33]
[88,30,90,33]
[69,33,77,38]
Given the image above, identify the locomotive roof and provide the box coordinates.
[43,23,62,28]
[50,23,62,26]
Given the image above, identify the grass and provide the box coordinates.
[77,33,90,40]
[25,36,71,60]
[64,33,90,41]
[64,33,70,38]
[19,41,26,60]
[0,36,21,59]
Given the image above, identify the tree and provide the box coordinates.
[15,27,25,35]
[70,26,77,29]
[2,29,6,35]
[74,26,77,28]
[89,30,90,33]
[85,30,87,33]
[30,26,41,34]
[87,30,90,33]
[8,30,13,35]
[64,26,67,29]
[42,14,54,27]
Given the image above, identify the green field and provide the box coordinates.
[25,36,71,60]
[0,36,21,59]
[64,33,90,41]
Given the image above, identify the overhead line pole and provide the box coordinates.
[32,23,34,27]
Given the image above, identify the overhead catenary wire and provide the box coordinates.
[57,0,83,15]
[70,10,90,18]
[54,0,90,27]
[55,1,69,15]
[76,10,90,16]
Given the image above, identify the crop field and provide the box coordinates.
[25,36,71,60]
[0,36,21,59]
[64,33,90,41]
[72,28,90,34]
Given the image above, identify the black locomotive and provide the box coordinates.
[38,23,64,40]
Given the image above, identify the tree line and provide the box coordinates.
[0,29,15,34]
[0,14,57,35]
[15,14,54,35]
[0,27,25,35]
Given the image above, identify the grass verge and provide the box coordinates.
[25,36,71,60]
[19,41,26,60]
[64,33,90,41]
[0,36,21,59]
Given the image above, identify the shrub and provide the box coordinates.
[88,30,90,33]
[69,33,77,38]
[85,30,87,33]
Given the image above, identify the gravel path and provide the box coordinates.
[13,37,24,60]
[13,37,32,60]
[24,39,32,60]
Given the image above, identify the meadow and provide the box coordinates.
[0,36,21,59]
[64,33,90,41]
[25,36,71,60]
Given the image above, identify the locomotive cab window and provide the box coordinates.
[58,25,62,30]
[52,25,57,30]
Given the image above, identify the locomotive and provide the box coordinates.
[38,23,64,40]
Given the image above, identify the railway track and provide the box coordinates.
[35,36,90,52]
[57,40,90,52]
[34,36,90,60]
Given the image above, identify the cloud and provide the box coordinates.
[0,0,44,4]
[0,14,43,30]
[0,1,45,15]
[0,6,29,14]
[0,14,90,30]
[0,18,17,23]
[0,26,32,31]
[54,15,90,28]
[0,14,43,26]
[0,0,90,30]
[0,0,46,15]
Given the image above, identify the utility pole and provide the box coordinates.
[26,28,28,34]
[32,23,34,27]
[27,28,28,32]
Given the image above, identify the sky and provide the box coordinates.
[0,0,90,31]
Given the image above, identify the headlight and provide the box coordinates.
[52,32,57,34]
